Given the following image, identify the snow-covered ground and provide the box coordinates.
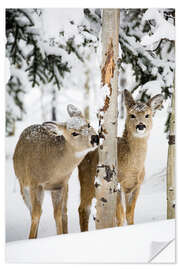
[5,86,174,262]
[6,219,175,263]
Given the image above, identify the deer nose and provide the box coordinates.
[136,123,146,130]
[91,135,99,146]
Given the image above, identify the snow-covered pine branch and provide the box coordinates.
[141,9,175,46]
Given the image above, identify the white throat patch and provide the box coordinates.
[75,146,97,158]
[133,129,148,138]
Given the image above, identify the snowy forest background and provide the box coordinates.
[5,8,175,244]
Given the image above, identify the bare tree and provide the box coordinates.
[167,80,175,219]
[95,9,120,229]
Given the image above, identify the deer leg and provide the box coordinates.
[125,186,140,225]
[29,185,44,239]
[78,185,94,232]
[78,178,95,232]
[116,190,125,226]
[51,187,65,235]
[62,184,68,234]
[78,151,97,232]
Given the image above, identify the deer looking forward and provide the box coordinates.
[13,104,99,239]
[78,90,163,231]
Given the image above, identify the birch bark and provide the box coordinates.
[167,80,175,219]
[95,9,120,229]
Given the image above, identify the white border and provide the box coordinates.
[1,1,179,269]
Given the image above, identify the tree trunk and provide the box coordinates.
[167,81,175,219]
[40,85,46,121]
[84,67,90,120]
[95,9,120,229]
[119,70,126,119]
[52,89,57,121]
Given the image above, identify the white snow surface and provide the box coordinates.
[6,219,175,263]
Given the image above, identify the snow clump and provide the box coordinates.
[141,9,175,46]
[96,84,110,113]
[66,117,86,130]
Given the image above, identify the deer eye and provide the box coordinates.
[71,132,79,136]
[130,114,136,119]
[145,114,149,118]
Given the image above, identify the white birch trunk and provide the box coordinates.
[84,67,90,120]
[167,81,175,219]
[40,85,46,121]
[51,88,57,121]
[95,9,120,229]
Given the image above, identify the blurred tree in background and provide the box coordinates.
[5,8,98,135]
[6,8,175,136]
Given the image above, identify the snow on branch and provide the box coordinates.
[141,9,175,46]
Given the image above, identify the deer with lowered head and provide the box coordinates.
[78,90,163,231]
[13,104,99,239]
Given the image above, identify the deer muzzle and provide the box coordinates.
[90,135,99,146]
[136,123,146,131]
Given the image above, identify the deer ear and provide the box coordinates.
[42,121,66,136]
[67,104,83,118]
[147,94,163,112]
[124,89,135,108]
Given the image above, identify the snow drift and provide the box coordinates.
[6,219,175,263]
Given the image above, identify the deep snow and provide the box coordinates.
[6,219,175,263]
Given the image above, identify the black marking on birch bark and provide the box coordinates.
[96,165,116,182]
[172,203,175,208]
[100,145,103,150]
[168,135,175,145]
[93,216,96,221]
[104,165,116,182]
[94,182,100,188]
[100,197,107,203]
[113,188,117,193]
[99,132,105,139]
[96,219,100,223]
